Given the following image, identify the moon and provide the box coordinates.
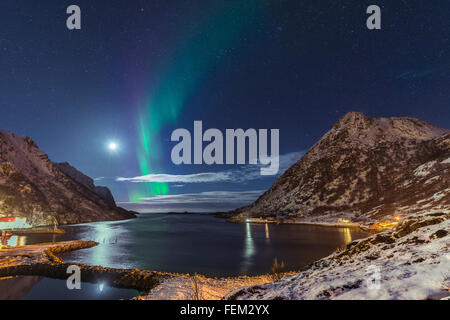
[108,142,118,151]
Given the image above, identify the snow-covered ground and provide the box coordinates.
[140,274,276,300]
[225,212,449,300]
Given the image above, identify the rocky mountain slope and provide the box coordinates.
[232,112,449,223]
[0,130,135,226]
[56,162,116,207]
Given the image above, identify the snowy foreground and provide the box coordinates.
[226,212,449,300]
[141,274,275,300]
[142,212,449,300]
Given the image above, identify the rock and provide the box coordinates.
[430,229,448,239]
[57,162,117,207]
[94,186,116,207]
[0,130,135,225]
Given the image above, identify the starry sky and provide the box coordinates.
[1,0,449,212]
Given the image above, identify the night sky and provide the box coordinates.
[1,1,449,212]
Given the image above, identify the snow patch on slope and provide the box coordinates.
[414,161,437,177]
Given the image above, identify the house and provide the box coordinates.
[0,217,30,230]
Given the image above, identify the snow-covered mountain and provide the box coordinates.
[232,112,450,223]
[0,130,135,226]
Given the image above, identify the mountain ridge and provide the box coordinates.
[0,129,135,226]
[231,112,449,222]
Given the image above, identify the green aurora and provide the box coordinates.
[130,0,267,202]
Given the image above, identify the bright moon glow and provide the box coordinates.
[108,142,118,151]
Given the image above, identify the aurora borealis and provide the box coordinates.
[1,0,450,212]
[133,0,266,201]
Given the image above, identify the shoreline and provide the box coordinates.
[0,240,292,299]
[226,212,449,300]
[0,240,168,291]
[0,239,300,300]
[4,212,442,300]
[7,228,66,235]
[0,214,382,300]
[227,216,367,230]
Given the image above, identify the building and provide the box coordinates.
[0,217,30,230]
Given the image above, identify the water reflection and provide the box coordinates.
[265,223,270,243]
[2,235,27,247]
[340,228,352,245]
[0,276,139,300]
[91,223,117,267]
[241,222,255,274]
[0,276,42,300]
[41,214,369,277]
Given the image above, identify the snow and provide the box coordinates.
[424,176,440,184]
[401,179,412,187]
[226,212,449,300]
[314,113,448,155]
[0,130,53,177]
[414,161,437,177]
[141,274,274,300]
[417,189,450,204]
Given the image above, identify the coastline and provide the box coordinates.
[2,212,446,300]
[226,216,366,230]
[0,239,297,300]
[224,212,450,300]
[0,240,166,291]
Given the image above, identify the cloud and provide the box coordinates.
[116,150,304,184]
[116,172,232,183]
[118,190,264,213]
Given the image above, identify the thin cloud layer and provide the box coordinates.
[116,172,232,183]
[118,190,264,213]
[116,151,304,184]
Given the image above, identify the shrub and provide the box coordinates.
[270,258,286,282]
[190,274,203,300]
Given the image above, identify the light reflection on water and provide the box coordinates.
[91,223,115,267]
[20,214,369,277]
[241,221,255,274]
[2,235,27,247]
[0,276,139,300]
[340,228,352,245]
